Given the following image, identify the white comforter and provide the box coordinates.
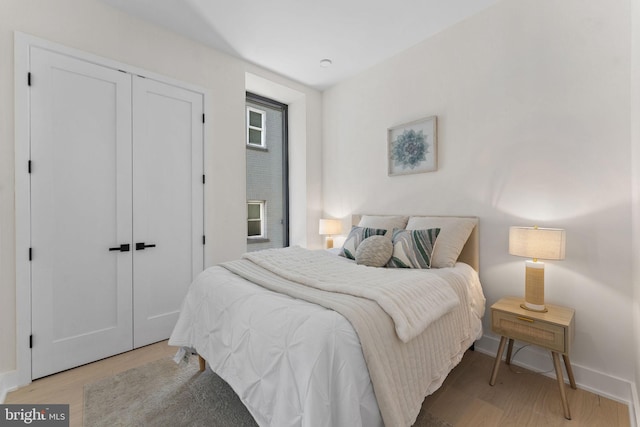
[238,247,460,342]
[169,251,485,427]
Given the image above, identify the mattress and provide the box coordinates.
[169,253,485,427]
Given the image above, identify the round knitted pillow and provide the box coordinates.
[355,235,393,267]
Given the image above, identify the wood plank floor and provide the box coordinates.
[6,342,631,426]
[421,349,631,426]
[5,341,176,427]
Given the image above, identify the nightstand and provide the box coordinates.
[489,296,576,419]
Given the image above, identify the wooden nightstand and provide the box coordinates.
[489,296,576,419]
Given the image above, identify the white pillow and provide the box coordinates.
[357,215,409,235]
[406,216,477,268]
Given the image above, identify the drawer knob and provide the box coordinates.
[517,316,534,323]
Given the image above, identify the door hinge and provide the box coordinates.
[29,335,33,349]
[202,114,205,124]
[202,235,206,245]
[29,247,32,261]
[27,72,32,86]
[202,174,205,184]
[28,160,32,174]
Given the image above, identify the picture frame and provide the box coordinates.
[388,116,437,176]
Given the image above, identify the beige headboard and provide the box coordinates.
[351,214,480,272]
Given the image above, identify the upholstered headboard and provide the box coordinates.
[351,214,479,272]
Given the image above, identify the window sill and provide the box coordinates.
[246,144,268,152]
[247,238,270,244]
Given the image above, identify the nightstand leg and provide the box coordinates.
[563,354,577,389]
[505,339,514,365]
[552,352,571,420]
[490,336,508,386]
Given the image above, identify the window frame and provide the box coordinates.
[246,92,289,247]
[247,200,266,239]
[246,106,266,148]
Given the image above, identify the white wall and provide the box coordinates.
[0,0,322,387]
[323,0,635,404]
[632,0,640,419]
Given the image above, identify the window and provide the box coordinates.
[247,107,266,148]
[246,92,289,251]
[247,201,265,238]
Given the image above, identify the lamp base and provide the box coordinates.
[520,302,548,313]
[523,260,547,312]
[325,237,334,249]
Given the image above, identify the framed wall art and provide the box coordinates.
[388,116,437,176]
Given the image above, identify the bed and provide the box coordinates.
[169,215,485,427]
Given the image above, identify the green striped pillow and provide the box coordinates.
[386,228,441,269]
[339,226,388,260]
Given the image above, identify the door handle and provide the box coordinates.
[135,242,157,250]
[108,244,130,252]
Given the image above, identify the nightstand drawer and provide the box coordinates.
[492,310,566,353]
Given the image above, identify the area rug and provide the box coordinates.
[84,356,452,426]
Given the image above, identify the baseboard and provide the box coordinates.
[475,335,635,408]
[631,381,639,427]
[0,377,6,404]
[0,371,9,403]
[0,370,19,404]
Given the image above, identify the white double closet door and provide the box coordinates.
[29,47,204,379]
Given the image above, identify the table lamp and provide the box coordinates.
[509,226,566,312]
[319,219,342,249]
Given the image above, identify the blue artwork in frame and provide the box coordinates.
[388,116,437,176]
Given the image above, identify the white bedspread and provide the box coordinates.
[169,252,485,427]
[240,247,460,342]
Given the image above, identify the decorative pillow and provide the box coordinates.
[357,215,409,236]
[355,235,393,267]
[386,228,440,269]
[406,217,477,268]
[339,226,387,260]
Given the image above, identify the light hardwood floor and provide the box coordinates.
[421,349,631,426]
[6,342,631,427]
[5,341,176,427]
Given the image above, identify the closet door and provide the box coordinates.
[132,76,204,347]
[30,48,133,379]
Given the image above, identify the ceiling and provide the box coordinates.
[100,0,501,90]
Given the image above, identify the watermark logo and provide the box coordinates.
[0,405,68,426]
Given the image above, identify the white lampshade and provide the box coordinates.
[509,226,566,261]
[319,219,342,236]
